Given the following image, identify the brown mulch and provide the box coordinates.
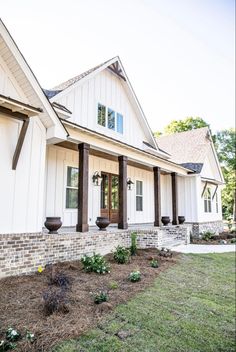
[0,249,179,352]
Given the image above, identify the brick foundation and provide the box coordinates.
[191,221,224,237]
[0,226,190,278]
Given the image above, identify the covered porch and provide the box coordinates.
[44,120,191,234]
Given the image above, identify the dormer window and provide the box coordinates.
[97,103,123,134]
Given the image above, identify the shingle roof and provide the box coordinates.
[52,58,116,92]
[156,127,211,166]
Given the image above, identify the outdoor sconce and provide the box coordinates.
[127,177,134,190]
[92,171,102,186]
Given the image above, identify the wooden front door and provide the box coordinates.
[100,172,119,223]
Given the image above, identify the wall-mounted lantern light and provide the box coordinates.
[92,171,102,186]
[127,177,134,190]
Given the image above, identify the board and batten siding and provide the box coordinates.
[0,114,46,233]
[45,145,156,227]
[52,69,151,149]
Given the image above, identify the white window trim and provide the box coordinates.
[136,180,143,212]
[64,164,79,211]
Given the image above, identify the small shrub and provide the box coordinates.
[81,253,110,274]
[150,259,159,268]
[129,270,141,282]
[201,231,215,241]
[43,288,69,315]
[130,232,137,256]
[230,238,236,243]
[93,291,108,304]
[5,328,20,342]
[0,340,16,351]
[49,271,70,289]
[108,281,119,289]
[113,246,130,264]
[25,331,35,343]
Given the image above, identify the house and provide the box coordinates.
[0,19,224,276]
[157,128,224,235]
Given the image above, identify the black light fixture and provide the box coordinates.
[127,177,134,190]
[92,171,102,186]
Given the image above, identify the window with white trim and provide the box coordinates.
[215,192,219,213]
[204,187,212,213]
[136,180,143,211]
[66,166,79,209]
[97,103,123,134]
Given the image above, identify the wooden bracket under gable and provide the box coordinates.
[0,106,30,170]
[201,181,208,198]
[212,184,218,200]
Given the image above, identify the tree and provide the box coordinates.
[164,117,209,134]
[214,129,236,221]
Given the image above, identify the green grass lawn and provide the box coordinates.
[53,253,236,352]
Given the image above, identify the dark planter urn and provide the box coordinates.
[96,217,110,231]
[44,217,62,234]
[178,216,185,225]
[161,216,170,226]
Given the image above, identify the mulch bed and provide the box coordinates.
[192,232,236,245]
[0,249,178,352]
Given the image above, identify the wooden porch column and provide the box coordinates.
[154,166,161,226]
[76,143,90,232]
[171,172,178,225]
[118,155,128,229]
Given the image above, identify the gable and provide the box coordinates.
[50,68,154,150]
[201,144,223,182]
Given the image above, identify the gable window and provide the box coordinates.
[117,113,123,134]
[66,166,79,209]
[108,108,115,130]
[98,103,106,127]
[136,180,143,211]
[97,103,124,134]
[204,187,212,213]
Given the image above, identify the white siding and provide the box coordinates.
[177,176,198,222]
[0,114,46,233]
[161,174,172,219]
[52,69,151,149]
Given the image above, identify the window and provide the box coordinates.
[136,180,143,211]
[204,187,212,213]
[97,103,106,127]
[108,108,115,130]
[97,103,124,134]
[215,192,219,213]
[66,166,79,209]
[117,113,123,134]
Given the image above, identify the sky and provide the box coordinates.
[1,0,235,133]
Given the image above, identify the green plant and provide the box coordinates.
[5,329,20,343]
[129,270,141,282]
[113,246,130,264]
[230,238,236,243]
[108,281,119,289]
[0,340,16,351]
[201,231,215,241]
[81,253,110,274]
[130,232,137,256]
[93,291,108,304]
[25,331,35,343]
[150,259,159,268]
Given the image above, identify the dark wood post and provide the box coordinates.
[76,143,90,232]
[171,172,178,225]
[118,155,128,229]
[154,166,161,226]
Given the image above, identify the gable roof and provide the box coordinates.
[0,19,68,142]
[45,56,167,155]
[156,127,224,181]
